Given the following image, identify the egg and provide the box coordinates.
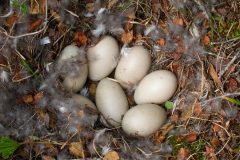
[72,94,97,110]
[134,70,177,104]
[87,36,119,81]
[58,45,88,92]
[114,46,151,89]
[96,78,129,127]
[122,104,166,137]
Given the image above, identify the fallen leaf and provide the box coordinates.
[28,19,42,32]
[69,142,85,158]
[194,102,202,115]
[74,32,88,46]
[152,123,174,143]
[202,35,210,45]
[209,63,222,87]
[89,83,97,97]
[213,124,221,132]
[211,137,220,147]
[227,78,238,91]
[103,151,120,160]
[173,17,184,26]
[5,15,18,28]
[186,133,197,142]
[156,38,166,47]
[205,145,217,160]
[23,95,33,104]
[34,91,44,103]
[121,31,133,44]
[177,148,189,160]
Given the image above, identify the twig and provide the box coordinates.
[219,51,240,78]
[0,0,48,39]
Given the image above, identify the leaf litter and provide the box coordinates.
[0,0,239,159]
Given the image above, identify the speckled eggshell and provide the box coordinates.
[134,70,177,104]
[87,36,119,81]
[96,78,129,127]
[122,104,166,137]
[114,46,151,89]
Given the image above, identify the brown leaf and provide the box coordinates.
[194,102,202,115]
[173,17,184,26]
[74,32,88,46]
[186,133,197,142]
[34,91,44,103]
[156,38,166,47]
[30,0,46,14]
[209,63,222,87]
[213,123,221,132]
[28,19,42,32]
[23,95,33,104]
[69,142,85,158]
[202,35,210,45]
[152,123,174,143]
[103,151,120,160]
[89,83,97,97]
[5,15,18,28]
[227,78,238,91]
[211,137,220,147]
[177,148,189,160]
[121,31,133,44]
[205,145,217,160]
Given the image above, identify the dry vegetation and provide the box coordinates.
[0,0,239,159]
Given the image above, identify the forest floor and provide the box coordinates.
[0,0,240,160]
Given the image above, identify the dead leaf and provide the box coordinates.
[173,17,184,26]
[74,32,88,46]
[103,151,120,160]
[28,19,42,32]
[5,15,18,28]
[227,78,238,91]
[23,95,33,104]
[89,83,97,97]
[121,31,133,44]
[211,137,220,147]
[205,145,217,160]
[202,35,210,45]
[30,0,46,14]
[177,148,189,160]
[69,142,85,158]
[34,91,44,103]
[152,123,174,143]
[186,133,197,142]
[156,38,166,47]
[213,123,221,132]
[194,102,202,115]
[209,63,222,87]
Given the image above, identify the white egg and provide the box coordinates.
[96,78,129,127]
[87,36,119,81]
[114,46,151,89]
[134,70,177,104]
[72,94,97,110]
[58,45,88,92]
[122,104,166,137]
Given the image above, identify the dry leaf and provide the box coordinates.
[89,83,97,97]
[69,142,85,158]
[202,35,210,45]
[177,148,189,160]
[103,151,120,160]
[209,63,222,87]
[194,102,202,115]
[186,133,197,142]
[34,91,44,103]
[23,95,33,104]
[30,0,46,14]
[152,123,174,143]
[173,17,184,26]
[28,19,42,32]
[74,32,88,46]
[121,31,133,44]
[205,145,217,160]
[211,137,220,147]
[156,38,166,47]
[5,15,18,28]
[213,123,221,132]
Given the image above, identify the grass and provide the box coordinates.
[168,135,207,160]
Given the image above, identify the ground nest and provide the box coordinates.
[0,0,239,160]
